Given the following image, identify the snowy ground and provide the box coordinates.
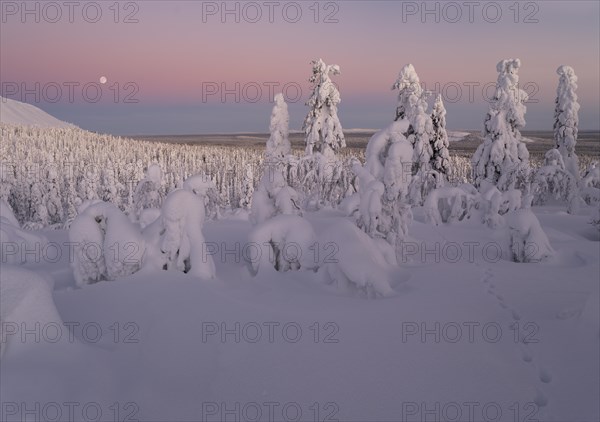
[0,96,75,129]
[1,206,598,422]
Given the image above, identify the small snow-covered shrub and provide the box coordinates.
[408,168,445,206]
[295,151,349,209]
[480,187,522,229]
[247,214,319,274]
[157,189,215,280]
[580,187,600,207]
[591,207,600,232]
[424,186,477,225]
[319,219,394,298]
[581,162,600,189]
[183,173,220,220]
[532,149,579,213]
[133,163,164,221]
[251,165,301,225]
[354,120,413,253]
[138,208,162,230]
[505,209,554,263]
[69,201,145,286]
[355,172,385,238]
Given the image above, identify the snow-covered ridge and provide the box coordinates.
[447,131,471,142]
[0,96,75,129]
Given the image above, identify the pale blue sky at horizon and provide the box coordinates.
[1,0,598,135]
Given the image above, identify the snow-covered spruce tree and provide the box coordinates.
[239,166,254,210]
[43,165,63,227]
[26,179,47,229]
[553,65,580,180]
[406,90,438,205]
[0,159,12,202]
[62,172,79,228]
[267,93,291,160]
[408,91,434,172]
[303,59,345,156]
[100,165,123,207]
[299,59,349,208]
[133,163,164,226]
[391,64,437,205]
[247,96,318,274]
[472,59,530,192]
[391,64,432,166]
[391,63,423,123]
[430,94,451,176]
[251,95,301,225]
[24,163,61,229]
[352,120,414,258]
[77,167,100,203]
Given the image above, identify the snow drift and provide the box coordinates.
[0,96,74,128]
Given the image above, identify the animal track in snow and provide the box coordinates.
[479,268,553,411]
[539,368,553,383]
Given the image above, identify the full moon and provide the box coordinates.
[99,76,107,84]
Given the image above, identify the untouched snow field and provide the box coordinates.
[1,207,598,422]
[0,96,74,129]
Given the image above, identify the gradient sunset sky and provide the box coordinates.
[1,0,598,135]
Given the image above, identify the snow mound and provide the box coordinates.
[0,266,62,358]
[582,162,600,188]
[159,189,216,280]
[0,96,74,128]
[424,186,477,225]
[319,219,395,298]
[247,214,318,274]
[1,200,48,265]
[505,208,554,263]
[69,202,145,286]
[183,173,220,220]
[0,199,19,227]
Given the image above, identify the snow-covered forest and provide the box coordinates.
[0,63,598,228]
[2,58,599,421]
[3,58,599,294]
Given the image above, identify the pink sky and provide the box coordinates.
[1,1,598,134]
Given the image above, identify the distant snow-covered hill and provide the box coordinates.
[0,96,75,128]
